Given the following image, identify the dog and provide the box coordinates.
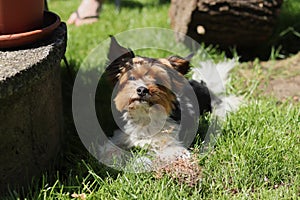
[98,36,240,170]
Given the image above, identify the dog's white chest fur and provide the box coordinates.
[110,103,189,162]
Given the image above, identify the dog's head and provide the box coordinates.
[106,37,192,122]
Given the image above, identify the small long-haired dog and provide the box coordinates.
[99,36,240,169]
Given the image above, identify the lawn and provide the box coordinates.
[6,0,300,199]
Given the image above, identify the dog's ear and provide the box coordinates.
[106,36,135,83]
[108,36,135,64]
[167,53,193,75]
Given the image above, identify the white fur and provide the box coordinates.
[192,59,236,95]
[110,103,187,159]
[191,59,242,119]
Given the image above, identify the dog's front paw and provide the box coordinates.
[155,146,191,165]
[126,156,153,172]
[98,142,127,168]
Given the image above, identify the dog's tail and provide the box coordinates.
[191,59,242,119]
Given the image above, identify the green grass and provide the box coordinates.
[5,0,300,199]
[48,0,171,65]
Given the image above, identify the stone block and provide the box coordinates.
[0,23,67,193]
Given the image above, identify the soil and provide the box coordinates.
[237,52,300,103]
[260,52,300,102]
[265,76,300,101]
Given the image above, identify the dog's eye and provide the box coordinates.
[128,76,136,81]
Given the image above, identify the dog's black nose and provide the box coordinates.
[136,86,149,97]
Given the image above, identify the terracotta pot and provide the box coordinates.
[0,0,44,34]
[0,11,61,49]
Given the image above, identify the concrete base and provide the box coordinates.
[0,23,67,193]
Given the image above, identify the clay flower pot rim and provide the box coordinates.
[0,11,61,49]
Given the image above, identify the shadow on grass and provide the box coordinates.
[59,58,119,175]
[270,0,300,56]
